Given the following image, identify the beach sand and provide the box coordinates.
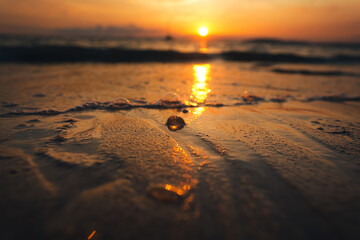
[0,62,359,240]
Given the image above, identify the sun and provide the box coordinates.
[198,27,208,37]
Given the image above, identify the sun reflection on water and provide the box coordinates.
[171,144,195,194]
[189,106,206,120]
[164,184,184,196]
[191,64,211,104]
[185,64,211,106]
[199,47,208,53]
[185,64,212,121]
[157,64,213,200]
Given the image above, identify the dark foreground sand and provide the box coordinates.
[0,63,359,240]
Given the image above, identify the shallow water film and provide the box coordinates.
[0,60,360,240]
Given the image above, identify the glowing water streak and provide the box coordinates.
[190,64,211,104]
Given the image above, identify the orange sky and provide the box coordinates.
[0,0,359,42]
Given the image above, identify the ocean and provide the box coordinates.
[0,34,359,114]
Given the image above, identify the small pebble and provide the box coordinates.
[166,116,186,131]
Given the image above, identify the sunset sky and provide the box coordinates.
[0,0,359,42]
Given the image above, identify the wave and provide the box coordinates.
[1,45,360,64]
[0,46,212,63]
[221,51,360,64]
[271,68,360,77]
[305,95,360,102]
[2,95,360,117]
[244,38,360,49]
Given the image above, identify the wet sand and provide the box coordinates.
[0,63,360,240]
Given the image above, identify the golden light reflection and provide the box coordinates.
[190,64,211,104]
[172,144,193,165]
[190,106,206,119]
[169,125,180,131]
[184,64,212,123]
[165,184,184,196]
[199,47,208,53]
[168,144,196,201]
